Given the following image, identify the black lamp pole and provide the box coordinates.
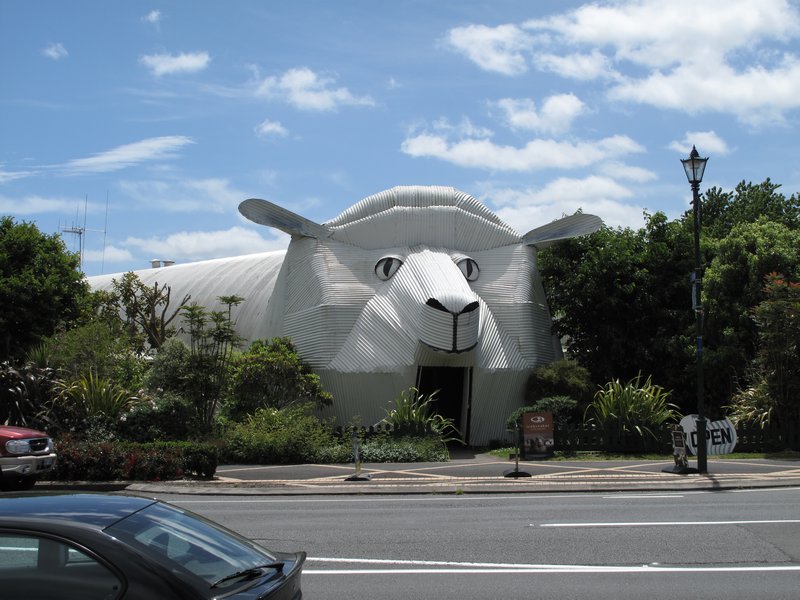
[681,145,709,474]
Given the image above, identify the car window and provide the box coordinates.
[0,533,122,600]
[106,501,278,588]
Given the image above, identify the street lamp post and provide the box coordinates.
[681,145,709,475]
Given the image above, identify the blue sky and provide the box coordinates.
[3,0,800,276]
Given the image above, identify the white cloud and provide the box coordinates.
[668,131,730,156]
[597,161,658,183]
[0,194,78,214]
[431,117,494,139]
[609,59,800,125]
[139,51,210,76]
[534,50,617,81]
[401,132,643,172]
[42,42,68,61]
[142,10,161,26]
[83,245,134,264]
[255,119,289,139]
[0,168,33,184]
[255,67,374,111]
[487,177,647,232]
[61,136,194,174]
[494,94,586,135]
[123,226,289,261]
[118,176,243,213]
[450,1,800,124]
[444,24,532,75]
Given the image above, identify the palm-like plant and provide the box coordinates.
[57,370,138,420]
[383,387,462,444]
[584,374,680,444]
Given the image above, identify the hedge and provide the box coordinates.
[46,438,218,481]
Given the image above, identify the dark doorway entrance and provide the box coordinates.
[416,366,470,441]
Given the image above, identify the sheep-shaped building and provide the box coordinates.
[89,186,601,444]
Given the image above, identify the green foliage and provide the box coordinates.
[507,396,578,430]
[0,361,58,429]
[382,387,462,444]
[222,403,340,464]
[540,213,695,407]
[56,370,139,421]
[726,376,773,429]
[42,320,147,391]
[224,337,333,421]
[359,435,449,462]
[584,374,681,445]
[0,216,89,360]
[109,272,191,351]
[526,360,593,406]
[728,273,800,426]
[181,298,244,428]
[47,437,217,481]
[144,338,191,395]
[119,393,200,442]
[540,181,800,415]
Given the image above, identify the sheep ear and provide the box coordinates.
[522,213,603,249]
[239,198,332,239]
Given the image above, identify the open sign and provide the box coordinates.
[680,415,737,456]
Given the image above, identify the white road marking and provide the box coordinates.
[538,519,800,528]
[304,557,800,574]
[601,494,684,499]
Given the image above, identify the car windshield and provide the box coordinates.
[105,501,278,589]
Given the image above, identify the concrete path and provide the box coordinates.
[124,452,800,496]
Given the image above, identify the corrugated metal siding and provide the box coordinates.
[87,251,287,344]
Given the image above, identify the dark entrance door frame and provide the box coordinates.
[415,366,472,444]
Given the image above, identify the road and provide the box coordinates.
[156,487,800,599]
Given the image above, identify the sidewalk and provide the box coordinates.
[121,452,800,496]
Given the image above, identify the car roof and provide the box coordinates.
[0,493,158,528]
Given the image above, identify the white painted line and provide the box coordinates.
[538,519,800,528]
[602,494,684,499]
[303,557,800,575]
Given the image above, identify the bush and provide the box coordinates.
[47,437,217,481]
[119,393,200,442]
[525,360,594,406]
[360,435,449,462]
[221,403,339,464]
[144,338,192,396]
[507,395,578,429]
[382,388,462,444]
[584,374,680,449]
[224,338,333,421]
[0,361,59,429]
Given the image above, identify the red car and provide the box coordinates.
[0,425,57,490]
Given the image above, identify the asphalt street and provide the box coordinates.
[152,486,800,600]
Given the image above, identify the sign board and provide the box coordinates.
[522,412,554,457]
[679,415,737,456]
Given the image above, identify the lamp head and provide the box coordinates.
[681,145,708,185]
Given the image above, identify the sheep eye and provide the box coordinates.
[457,258,480,281]
[375,256,403,280]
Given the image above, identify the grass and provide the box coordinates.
[485,447,800,461]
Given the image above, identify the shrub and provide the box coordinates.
[360,435,449,462]
[119,393,200,442]
[584,374,681,448]
[0,361,59,429]
[55,370,140,421]
[507,395,578,430]
[382,387,462,444]
[525,360,594,406]
[224,338,333,421]
[221,403,339,464]
[47,437,217,481]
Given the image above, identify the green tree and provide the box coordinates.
[224,337,333,421]
[539,213,695,405]
[110,271,190,351]
[0,216,89,360]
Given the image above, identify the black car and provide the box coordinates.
[0,493,305,600]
